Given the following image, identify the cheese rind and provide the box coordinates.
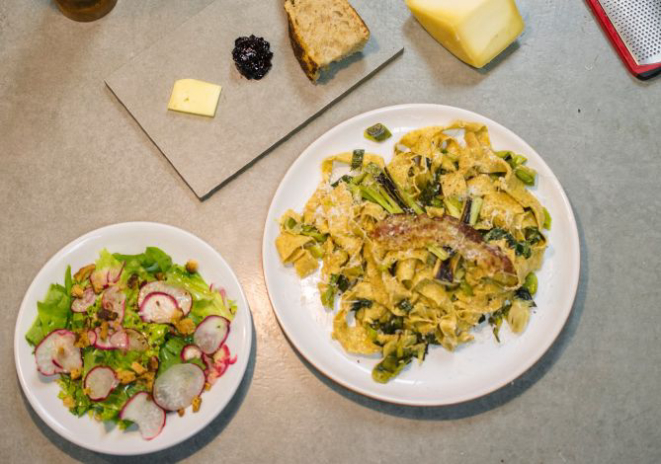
[406,0,524,68]
[167,79,222,117]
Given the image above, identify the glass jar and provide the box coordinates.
[54,0,117,22]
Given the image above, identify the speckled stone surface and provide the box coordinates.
[1,1,660,463]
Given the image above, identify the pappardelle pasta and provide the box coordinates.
[275,122,550,383]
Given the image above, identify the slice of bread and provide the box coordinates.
[284,0,370,81]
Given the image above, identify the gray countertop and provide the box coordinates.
[1,1,660,463]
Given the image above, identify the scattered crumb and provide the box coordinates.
[177,408,185,417]
[69,368,82,380]
[99,321,109,340]
[62,396,75,408]
[171,309,184,323]
[204,382,211,391]
[117,369,137,384]
[131,362,147,375]
[192,396,202,413]
[139,371,156,390]
[174,317,195,336]
[74,331,90,348]
[186,259,199,273]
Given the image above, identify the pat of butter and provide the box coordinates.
[406,0,524,68]
[167,79,222,117]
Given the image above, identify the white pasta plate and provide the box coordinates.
[14,222,253,455]
[262,104,580,406]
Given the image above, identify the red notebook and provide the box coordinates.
[586,0,661,80]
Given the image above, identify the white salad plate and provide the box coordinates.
[14,222,253,455]
[263,104,580,406]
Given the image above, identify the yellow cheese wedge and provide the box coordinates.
[167,79,222,117]
[406,0,524,68]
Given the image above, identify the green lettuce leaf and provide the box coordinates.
[158,335,206,375]
[113,247,172,275]
[83,347,147,377]
[57,376,91,417]
[25,266,72,346]
[89,382,147,422]
[158,336,186,375]
[95,248,123,271]
[165,264,235,323]
[57,371,145,422]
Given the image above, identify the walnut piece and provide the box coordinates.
[71,284,84,298]
[74,264,95,282]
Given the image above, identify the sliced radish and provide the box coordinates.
[108,263,125,284]
[204,344,237,385]
[101,286,126,323]
[194,316,230,355]
[90,269,109,291]
[214,344,237,365]
[138,281,192,316]
[120,392,166,441]
[126,329,148,351]
[138,292,179,323]
[71,287,96,313]
[93,328,116,350]
[53,342,83,373]
[153,363,205,411]
[84,366,118,401]
[181,344,202,362]
[35,330,81,376]
[110,330,129,350]
[87,329,97,346]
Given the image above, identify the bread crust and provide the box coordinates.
[285,10,320,81]
[284,0,370,82]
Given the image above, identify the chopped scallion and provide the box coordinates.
[515,166,536,186]
[351,149,365,170]
[364,123,392,142]
[543,207,552,230]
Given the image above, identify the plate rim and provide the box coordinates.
[14,221,253,455]
[262,103,581,406]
